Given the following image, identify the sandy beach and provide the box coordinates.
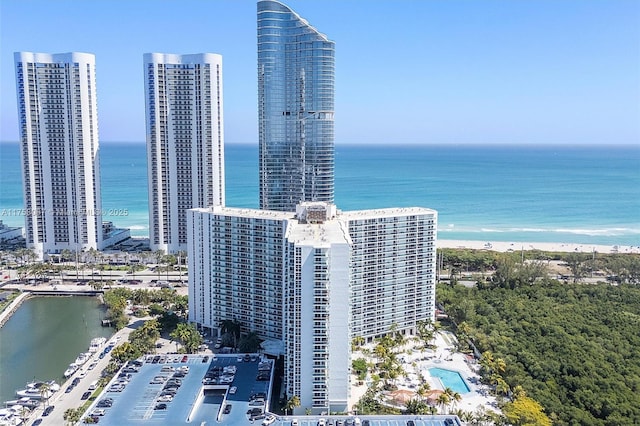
[438,239,639,254]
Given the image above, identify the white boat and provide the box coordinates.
[15,388,51,399]
[89,337,107,352]
[64,363,79,378]
[15,380,59,399]
[74,352,91,365]
[23,380,60,393]
[4,397,40,409]
[0,407,26,426]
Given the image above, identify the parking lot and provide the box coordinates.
[81,353,274,425]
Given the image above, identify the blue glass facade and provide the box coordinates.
[258,0,335,211]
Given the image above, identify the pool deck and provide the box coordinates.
[349,331,500,416]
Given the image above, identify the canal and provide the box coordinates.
[0,296,114,404]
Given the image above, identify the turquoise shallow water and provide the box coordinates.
[429,367,471,394]
[1,142,639,246]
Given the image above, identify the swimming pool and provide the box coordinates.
[428,367,471,394]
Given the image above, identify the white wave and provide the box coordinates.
[552,227,640,237]
[128,225,148,230]
[437,225,640,237]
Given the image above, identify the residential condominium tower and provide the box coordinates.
[14,52,103,259]
[187,202,437,414]
[145,53,225,253]
[258,0,335,211]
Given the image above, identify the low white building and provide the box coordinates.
[187,202,437,414]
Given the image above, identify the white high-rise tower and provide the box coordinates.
[14,52,103,259]
[145,53,225,254]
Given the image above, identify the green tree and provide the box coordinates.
[284,395,300,415]
[170,322,203,353]
[405,398,430,415]
[352,358,368,381]
[503,395,552,426]
[220,319,242,348]
[63,408,82,425]
[565,252,588,283]
[238,331,263,353]
[39,381,51,406]
[111,341,141,363]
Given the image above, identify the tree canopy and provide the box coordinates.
[438,279,640,425]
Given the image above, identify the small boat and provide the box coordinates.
[15,387,51,399]
[15,380,59,399]
[89,337,107,352]
[23,380,60,393]
[4,397,40,409]
[0,406,26,425]
[74,352,91,365]
[64,363,79,378]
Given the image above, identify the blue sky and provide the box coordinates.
[1,0,639,145]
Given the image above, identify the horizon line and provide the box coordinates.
[1,140,639,148]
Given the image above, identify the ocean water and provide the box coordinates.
[1,142,639,247]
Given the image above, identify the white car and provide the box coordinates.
[91,409,106,416]
[78,370,87,378]
[157,394,173,402]
[262,415,277,426]
[229,386,237,394]
[150,376,166,384]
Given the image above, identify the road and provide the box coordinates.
[35,322,136,426]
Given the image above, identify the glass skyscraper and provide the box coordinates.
[258,0,335,211]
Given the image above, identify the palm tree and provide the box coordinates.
[18,406,30,425]
[416,383,430,401]
[447,389,462,412]
[176,250,187,285]
[152,250,165,282]
[39,382,51,406]
[436,392,451,414]
[283,395,300,415]
[220,319,242,348]
[495,377,510,397]
[163,254,177,281]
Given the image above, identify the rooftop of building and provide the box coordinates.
[81,353,274,426]
[191,204,437,223]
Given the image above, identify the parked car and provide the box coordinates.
[91,409,106,416]
[81,391,91,400]
[262,415,277,425]
[223,404,232,414]
[42,406,54,416]
[96,398,113,408]
[155,403,167,410]
[229,386,237,394]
